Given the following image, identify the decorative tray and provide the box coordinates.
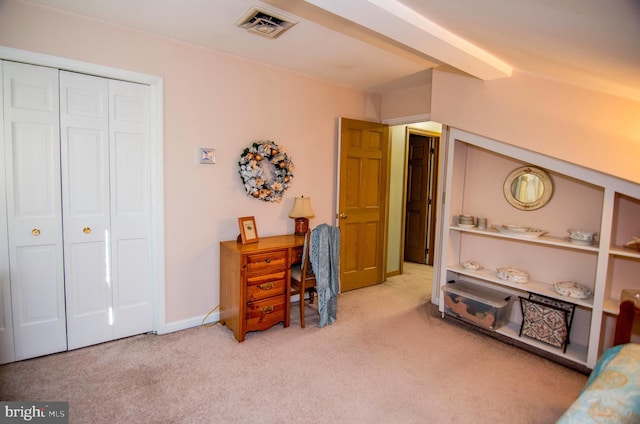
[553,281,592,299]
[496,267,530,283]
[493,224,547,238]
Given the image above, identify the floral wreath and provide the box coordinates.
[238,140,294,202]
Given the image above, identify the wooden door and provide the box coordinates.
[3,61,67,361]
[337,118,389,291]
[404,132,439,265]
[404,134,430,263]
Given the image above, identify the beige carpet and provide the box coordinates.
[0,264,587,423]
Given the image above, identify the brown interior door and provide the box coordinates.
[404,134,430,263]
[337,118,389,291]
[404,132,439,265]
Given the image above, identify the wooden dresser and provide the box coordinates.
[220,234,304,342]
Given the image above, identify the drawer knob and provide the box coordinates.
[258,282,275,290]
[265,259,271,264]
[261,305,274,314]
[32,228,41,236]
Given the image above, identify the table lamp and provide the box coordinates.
[288,196,315,235]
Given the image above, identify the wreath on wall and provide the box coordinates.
[238,140,294,202]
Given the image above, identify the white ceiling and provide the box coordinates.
[23,0,640,101]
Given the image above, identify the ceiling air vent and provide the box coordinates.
[235,5,298,39]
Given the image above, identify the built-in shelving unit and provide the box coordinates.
[436,128,640,369]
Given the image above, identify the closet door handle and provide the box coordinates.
[83,227,91,234]
[31,228,40,236]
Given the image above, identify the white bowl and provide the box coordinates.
[496,267,530,283]
[568,229,597,241]
[462,260,482,271]
[554,281,592,299]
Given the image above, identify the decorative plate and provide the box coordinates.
[553,281,592,299]
[457,223,476,229]
[493,225,547,238]
[496,267,530,283]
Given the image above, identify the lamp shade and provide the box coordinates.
[288,197,315,218]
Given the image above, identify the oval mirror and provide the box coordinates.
[503,166,553,210]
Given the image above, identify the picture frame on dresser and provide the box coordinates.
[238,216,259,244]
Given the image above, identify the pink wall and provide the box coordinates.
[0,0,381,325]
[431,69,640,184]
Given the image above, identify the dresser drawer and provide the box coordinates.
[246,250,287,275]
[246,273,287,302]
[246,296,286,331]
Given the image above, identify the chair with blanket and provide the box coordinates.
[290,224,340,328]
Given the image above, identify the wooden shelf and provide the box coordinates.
[449,226,600,252]
[603,298,620,315]
[609,246,640,259]
[498,322,588,366]
[437,129,640,369]
[447,264,594,309]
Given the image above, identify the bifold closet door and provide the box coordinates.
[0,61,15,364]
[2,61,67,361]
[60,71,112,349]
[107,78,153,340]
[60,71,153,349]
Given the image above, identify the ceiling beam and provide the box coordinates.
[304,0,512,80]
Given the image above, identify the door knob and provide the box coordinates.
[31,228,40,236]
[83,227,91,234]
[338,213,347,219]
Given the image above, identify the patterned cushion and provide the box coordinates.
[519,297,569,349]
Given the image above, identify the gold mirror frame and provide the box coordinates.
[503,166,553,211]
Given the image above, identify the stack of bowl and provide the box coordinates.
[458,215,475,227]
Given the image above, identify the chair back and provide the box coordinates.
[300,230,314,279]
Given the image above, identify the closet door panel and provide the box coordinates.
[0,61,15,364]
[3,61,66,360]
[109,80,153,338]
[60,71,112,349]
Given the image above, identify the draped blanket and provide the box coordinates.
[309,224,340,327]
[557,343,640,423]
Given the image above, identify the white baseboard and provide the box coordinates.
[156,310,220,335]
[157,295,303,335]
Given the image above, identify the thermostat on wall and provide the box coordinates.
[199,147,215,164]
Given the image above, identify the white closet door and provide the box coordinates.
[0,61,15,364]
[3,61,66,360]
[60,71,112,349]
[61,73,153,348]
[109,79,153,338]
